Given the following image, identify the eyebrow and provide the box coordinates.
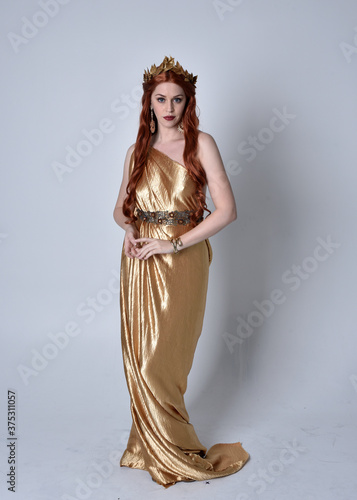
[154,93,184,97]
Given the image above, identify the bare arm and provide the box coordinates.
[134,132,237,259]
[175,132,237,247]
[113,144,141,259]
[113,144,135,231]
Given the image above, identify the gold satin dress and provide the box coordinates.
[119,147,249,488]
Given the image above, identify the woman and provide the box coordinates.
[113,56,249,488]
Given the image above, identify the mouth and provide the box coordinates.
[163,116,175,121]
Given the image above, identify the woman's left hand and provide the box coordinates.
[133,237,174,259]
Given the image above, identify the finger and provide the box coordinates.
[136,242,149,254]
[137,248,148,259]
[134,238,151,244]
[127,244,139,258]
[126,244,135,254]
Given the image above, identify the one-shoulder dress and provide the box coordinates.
[119,146,249,487]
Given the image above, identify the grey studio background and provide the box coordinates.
[1,1,357,499]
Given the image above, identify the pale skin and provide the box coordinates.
[113,81,237,260]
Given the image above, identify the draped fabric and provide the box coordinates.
[119,147,249,487]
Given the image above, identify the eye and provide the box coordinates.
[174,98,182,103]
[157,97,165,103]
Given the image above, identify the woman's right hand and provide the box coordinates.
[124,224,140,258]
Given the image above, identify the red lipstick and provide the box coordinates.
[164,116,175,121]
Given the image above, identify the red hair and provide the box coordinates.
[122,70,211,225]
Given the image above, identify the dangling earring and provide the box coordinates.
[150,107,156,134]
[177,121,184,133]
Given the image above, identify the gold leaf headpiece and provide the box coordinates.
[143,56,197,87]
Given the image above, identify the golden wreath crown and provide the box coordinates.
[143,56,198,87]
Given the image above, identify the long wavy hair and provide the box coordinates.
[122,70,211,225]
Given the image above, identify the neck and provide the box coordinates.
[153,126,183,145]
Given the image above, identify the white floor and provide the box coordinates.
[2,363,356,500]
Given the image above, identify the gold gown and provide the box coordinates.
[119,147,249,488]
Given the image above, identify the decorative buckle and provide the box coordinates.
[135,209,201,226]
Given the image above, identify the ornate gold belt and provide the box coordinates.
[135,208,202,226]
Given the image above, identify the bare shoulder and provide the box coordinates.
[197,131,223,173]
[197,131,218,152]
[121,143,136,181]
[126,143,135,158]
[124,142,135,167]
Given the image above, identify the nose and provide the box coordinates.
[166,100,174,113]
